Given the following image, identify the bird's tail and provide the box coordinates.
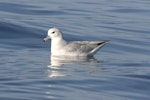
[89,40,108,56]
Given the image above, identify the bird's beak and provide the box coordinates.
[43,36,50,42]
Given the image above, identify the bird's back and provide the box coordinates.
[62,40,107,56]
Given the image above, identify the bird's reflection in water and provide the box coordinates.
[47,55,102,78]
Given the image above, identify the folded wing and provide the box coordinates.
[65,40,108,56]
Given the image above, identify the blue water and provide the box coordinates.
[0,0,150,100]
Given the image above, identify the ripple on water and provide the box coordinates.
[0,0,150,100]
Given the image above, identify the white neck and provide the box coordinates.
[51,38,67,55]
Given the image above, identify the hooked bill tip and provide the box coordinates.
[43,36,50,42]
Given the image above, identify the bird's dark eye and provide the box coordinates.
[52,31,55,34]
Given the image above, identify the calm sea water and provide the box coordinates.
[0,0,150,100]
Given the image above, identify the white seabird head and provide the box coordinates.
[43,28,63,42]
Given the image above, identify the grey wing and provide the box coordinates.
[65,41,107,53]
[79,41,103,52]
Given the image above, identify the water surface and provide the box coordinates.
[0,0,150,100]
